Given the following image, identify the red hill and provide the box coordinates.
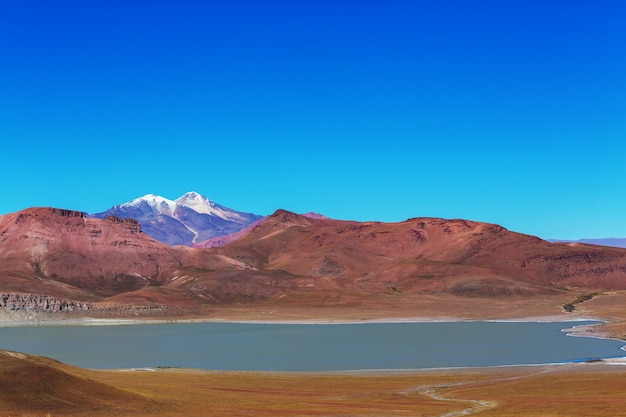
[1,207,626,319]
[218,210,626,296]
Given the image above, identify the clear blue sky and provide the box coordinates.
[1,1,624,239]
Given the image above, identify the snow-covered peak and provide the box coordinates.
[121,193,178,216]
[113,191,250,222]
[175,191,246,221]
[175,191,215,211]
[92,191,264,246]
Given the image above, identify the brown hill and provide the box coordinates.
[1,207,626,319]
[192,213,328,248]
[0,208,245,312]
[216,210,626,297]
[0,208,183,297]
[0,350,154,415]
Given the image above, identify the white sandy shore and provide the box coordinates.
[0,317,166,327]
[0,313,607,327]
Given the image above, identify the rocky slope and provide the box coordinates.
[0,207,247,315]
[0,208,186,296]
[217,210,626,297]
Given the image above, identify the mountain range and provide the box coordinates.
[91,192,626,250]
[548,238,626,249]
[91,192,262,246]
[2,206,626,319]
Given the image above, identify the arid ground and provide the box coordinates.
[2,349,626,417]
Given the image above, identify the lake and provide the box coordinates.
[0,321,624,371]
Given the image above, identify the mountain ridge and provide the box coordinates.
[218,210,626,294]
[548,238,626,249]
[2,206,626,320]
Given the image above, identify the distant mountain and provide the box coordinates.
[91,192,263,246]
[548,238,626,249]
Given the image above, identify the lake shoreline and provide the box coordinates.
[122,356,626,376]
[1,319,624,372]
[0,312,603,327]
[2,312,623,346]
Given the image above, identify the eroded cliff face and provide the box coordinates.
[0,292,188,320]
[0,293,91,313]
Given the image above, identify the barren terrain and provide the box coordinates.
[2,349,626,417]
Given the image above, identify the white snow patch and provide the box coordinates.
[121,194,178,216]
[175,191,246,221]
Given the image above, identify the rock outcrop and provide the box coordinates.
[0,293,91,313]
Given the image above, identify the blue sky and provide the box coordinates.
[1,1,624,239]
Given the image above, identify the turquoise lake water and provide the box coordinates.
[0,321,623,371]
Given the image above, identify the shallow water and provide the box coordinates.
[0,321,623,371]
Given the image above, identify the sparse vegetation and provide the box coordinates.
[563,292,602,312]
[389,285,403,294]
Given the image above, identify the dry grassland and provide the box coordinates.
[3,350,626,417]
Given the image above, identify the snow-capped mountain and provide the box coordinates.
[91,192,263,246]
